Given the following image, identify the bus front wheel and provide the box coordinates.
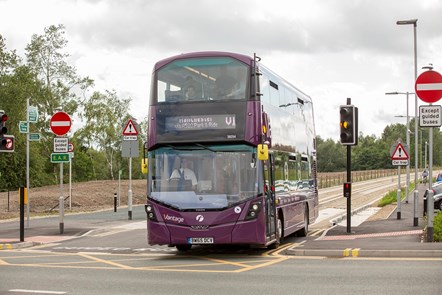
[176,244,192,252]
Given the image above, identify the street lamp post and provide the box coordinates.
[386,91,413,205]
[397,18,419,227]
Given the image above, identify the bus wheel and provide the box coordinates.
[297,207,309,237]
[277,217,283,244]
[176,244,192,252]
[269,216,283,249]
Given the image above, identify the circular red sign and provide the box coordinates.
[50,111,72,136]
[5,138,13,149]
[415,70,442,103]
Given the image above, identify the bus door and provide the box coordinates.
[264,154,278,240]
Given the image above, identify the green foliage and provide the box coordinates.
[434,211,442,242]
[378,182,415,207]
[378,190,400,207]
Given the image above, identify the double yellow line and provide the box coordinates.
[343,248,360,257]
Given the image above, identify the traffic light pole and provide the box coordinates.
[346,145,351,234]
[340,97,357,234]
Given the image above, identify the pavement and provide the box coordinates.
[286,183,442,258]
[1,184,441,258]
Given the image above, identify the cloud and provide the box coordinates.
[1,0,441,140]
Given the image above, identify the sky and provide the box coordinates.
[1,0,442,140]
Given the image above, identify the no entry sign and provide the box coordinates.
[50,111,72,136]
[415,70,442,103]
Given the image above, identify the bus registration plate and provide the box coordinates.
[188,237,214,244]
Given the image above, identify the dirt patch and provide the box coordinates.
[0,179,147,220]
[366,204,396,222]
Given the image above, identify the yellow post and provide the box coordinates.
[18,187,28,205]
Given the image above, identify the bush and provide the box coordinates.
[434,211,442,242]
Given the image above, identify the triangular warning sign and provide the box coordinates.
[123,119,138,135]
[391,143,409,160]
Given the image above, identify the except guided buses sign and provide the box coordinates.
[419,105,442,127]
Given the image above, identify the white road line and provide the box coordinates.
[9,289,66,294]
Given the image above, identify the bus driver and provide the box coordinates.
[170,158,198,188]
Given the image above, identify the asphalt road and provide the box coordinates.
[1,176,440,294]
[0,251,441,295]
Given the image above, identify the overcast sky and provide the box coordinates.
[1,0,441,140]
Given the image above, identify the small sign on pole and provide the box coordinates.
[390,142,409,166]
[51,153,70,163]
[419,105,442,127]
[53,137,69,153]
[28,106,38,123]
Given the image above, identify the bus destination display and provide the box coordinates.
[165,114,236,131]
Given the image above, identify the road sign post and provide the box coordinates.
[50,111,72,231]
[415,69,442,241]
[390,141,409,220]
[122,118,139,220]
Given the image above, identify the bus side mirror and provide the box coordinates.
[141,158,148,174]
[257,144,268,161]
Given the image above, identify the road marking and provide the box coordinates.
[78,253,135,269]
[9,289,66,294]
[352,248,360,257]
[320,230,423,241]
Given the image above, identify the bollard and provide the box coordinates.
[114,193,117,212]
[59,196,64,234]
[19,187,24,242]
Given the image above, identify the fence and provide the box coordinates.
[317,169,398,189]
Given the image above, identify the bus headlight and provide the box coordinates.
[246,202,261,220]
[145,204,157,221]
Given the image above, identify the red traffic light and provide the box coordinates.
[0,111,7,136]
[343,182,351,198]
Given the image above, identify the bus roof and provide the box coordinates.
[153,51,253,71]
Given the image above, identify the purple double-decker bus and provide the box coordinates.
[145,51,318,251]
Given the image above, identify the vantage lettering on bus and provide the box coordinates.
[163,214,185,223]
[166,114,236,131]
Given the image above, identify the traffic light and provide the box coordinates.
[0,110,7,137]
[339,105,358,145]
[343,182,351,198]
[0,110,14,152]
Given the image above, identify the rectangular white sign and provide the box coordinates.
[53,137,68,153]
[419,105,442,127]
[392,160,409,166]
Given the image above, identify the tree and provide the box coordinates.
[316,136,346,172]
[353,134,389,170]
[79,90,131,180]
[25,24,93,183]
